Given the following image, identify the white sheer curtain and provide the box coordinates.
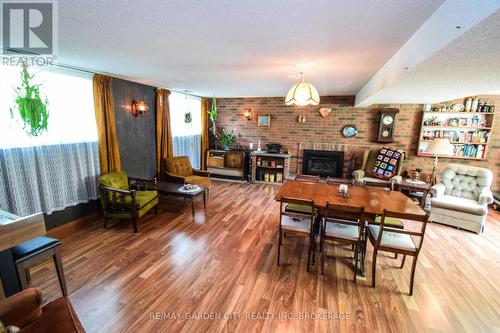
[169,92,202,168]
[0,64,100,216]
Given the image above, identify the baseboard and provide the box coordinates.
[48,212,101,239]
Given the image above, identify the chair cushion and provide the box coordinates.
[431,195,487,216]
[23,297,84,333]
[374,216,404,228]
[281,215,311,234]
[99,172,129,190]
[367,225,416,252]
[185,175,211,189]
[164,156,194,177]
[440,164,493,200]
[324,221,359,241]
[12,236,60,261]
[285,203,313,214]
[125,190,158,208]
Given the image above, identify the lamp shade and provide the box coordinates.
[425,138,454,156]
[285,81,320,106]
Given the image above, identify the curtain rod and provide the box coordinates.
[53,63,203,98]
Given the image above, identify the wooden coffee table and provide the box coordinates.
[131,180,207,216]
[154,181,207,217]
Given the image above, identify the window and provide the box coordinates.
[0,64,99,216]
[169,92,202,168]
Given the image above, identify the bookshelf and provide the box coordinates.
[417,111,495,160]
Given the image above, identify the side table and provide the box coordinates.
[396,179,431,208]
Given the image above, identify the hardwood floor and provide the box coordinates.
[31,181,500,332]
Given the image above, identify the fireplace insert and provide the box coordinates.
[302,149,344,178]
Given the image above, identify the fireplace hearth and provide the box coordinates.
[302,149,344,178]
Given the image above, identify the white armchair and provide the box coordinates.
[430,164,493,233]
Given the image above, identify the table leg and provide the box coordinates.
[0,249,21,297]
[203,191,207,211]
[191,197,195,217]
[421,190,429,208]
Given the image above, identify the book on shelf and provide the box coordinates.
[453,144,486,159]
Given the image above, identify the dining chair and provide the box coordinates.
[284,174,320,215]
[366,209,429,295]
[326,177,354,185]
[321,203,364,282]
[295,174,320,182]
[278,196,316,272]
[364,179,403,230]
[363,180,394,191]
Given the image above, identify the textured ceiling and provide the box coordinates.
[56,0,444,97]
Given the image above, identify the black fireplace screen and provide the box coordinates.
[302,150,344,178]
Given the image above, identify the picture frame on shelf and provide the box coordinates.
[257,114,271,127]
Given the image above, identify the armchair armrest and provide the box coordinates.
[163,171,186,184]
[0,288,42,329]
[430,183,446,198]
[193,169,210,177]
[388,175,402,186]
[352,169,365,181]
[478,188,494,205]
[100,186,135,196]
[128,177,156,191]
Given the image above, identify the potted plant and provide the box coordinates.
[10,64,49,136]
[218,128,235,151]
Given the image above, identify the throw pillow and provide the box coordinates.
[370,147,403,180]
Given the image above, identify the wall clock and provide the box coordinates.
[342,125,358,138]
[377,108,399,142]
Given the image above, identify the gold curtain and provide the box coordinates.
[156,88,173,176]
[200,98,209,170]
[93,74,121,173]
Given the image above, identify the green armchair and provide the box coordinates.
[98,172,159,233]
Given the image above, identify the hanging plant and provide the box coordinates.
[9,64,49,136]
[184,111,192,124]
[207,96,218,136]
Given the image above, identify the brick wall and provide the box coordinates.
[210,95,499,191]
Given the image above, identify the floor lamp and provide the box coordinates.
[425,138,454,184]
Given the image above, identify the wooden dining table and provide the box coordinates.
[275,180,426,218]
[274,180,427,275]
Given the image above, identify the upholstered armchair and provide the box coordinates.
[98,172,159,233]
[0,288,84,332]
[352,149,404,187]
[163,156,211,191]
[430,164,493,233]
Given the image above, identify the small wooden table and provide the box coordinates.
[0,211,46,298]
[134,181,207,217]
[396,179,431,208]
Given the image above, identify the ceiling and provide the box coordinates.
[57,0,445,98]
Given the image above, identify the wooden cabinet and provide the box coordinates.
[207,150,248,180]
[251,152,291,184]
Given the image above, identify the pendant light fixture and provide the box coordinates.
[285,72,320,106]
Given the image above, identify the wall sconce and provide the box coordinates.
[297,115,306,123]
[243,109,252,120]
[132,100,149,117]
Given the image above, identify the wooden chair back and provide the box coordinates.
[326,177,354,185]
[376,209,429,253]
[295,174,320,183]
[363,180,393,191]
[279,196,315,223]
[324,203,364,226]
